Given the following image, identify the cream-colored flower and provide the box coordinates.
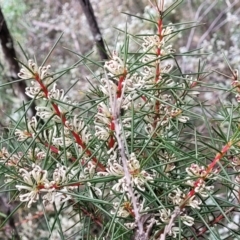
[168,188,186,206]
[43,164,73,205]
[25,81,44,99]
[36,106,62,122]
[106,153,155,192]
[16,164,49,208]
[15,117,39,141]
[181,214,194,226]
[18,59,53,83]
[18,59,39,79]
[159,208,171,223]
[52,137,73,147]
[104,52,125,75]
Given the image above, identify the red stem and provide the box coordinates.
[117,69,127,98]
[153,18,163,129]
[108,69,127,149]
[34,73,106,171]
[191,207,235,239]
[108,118,115,149]
[182,141,232,207]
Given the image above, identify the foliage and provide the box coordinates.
[1,1,240,240]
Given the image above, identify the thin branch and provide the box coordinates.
[0,7,36,116]
[106,71,146,239]
[191,207,235,239]
[185,0,215,51]
[197,0,239,48]
[78,0,108,62]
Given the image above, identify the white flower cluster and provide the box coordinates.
[15,117,38,141]
[104,51,125,76]
[14,164,78,208]
[111,193,147,218]
[18,60,53,99]
[185,163,215,197]
[99,153,155,192]
[18,60,75,123]
[142,25,174,55]
[168,187,202,209]
[156,208,194,237]
[94,102,113,141]
[186,163,217,179]
[0,147,23,167]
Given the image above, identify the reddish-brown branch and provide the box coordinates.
[34,73,106,171]
[153,17,163,129]
[108,118,115,149]
[181,141,232,208]
[108,69,127,150]
[79,207,103,227]
[117,69,127,99]
[191,207,235,239]
[44,142,77,162]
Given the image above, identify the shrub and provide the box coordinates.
[1,1,240,239]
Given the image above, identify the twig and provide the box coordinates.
[0,7,36,116]
[185,1,213,51]
[32,20,63,31]
[197,0,239,48]
[78,0,108,62]
[106,71,146,239]
[191,207,235,239]
[212,6,240,33]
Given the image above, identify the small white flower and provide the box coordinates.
[25,81,44,99]
[169,226,180,238]
[16,165,49,208]
[186,163,217,179]
[18,59,53,83]
[95,125,110,141]
[52,137,73,147]
[15,117,39,141]
[48,83,73,113]
[111,201,133,218]
[43,164,73,205]
[170,108,189,123]
[194,179,214,197]
[181,214,194,226]
[53,165,68,184]
[177,115,189,123]
[159,208,171,223]
[36,106,61,122]
[18,59,39,79]
[15,129,32,141]
[186,163,206,177]
[125,73,145,91]
[100,78,118,97]
[124,222,136,230]
[104,52,125,75]
[83,161,97,178]
[168,188,186,205]
[142,35,162,51]
[94,102,113,140]
[29,149,46,162]
[106,153,155,192]
[0,149,22,167]
[65,116,92,144]
[186,196,202,209]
